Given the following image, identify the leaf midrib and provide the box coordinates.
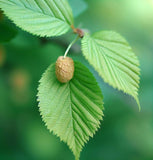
[68,81,78,157]
[83,36,139,96]
[93,38,139,67]
[2,0,70,24]
[91,37,140,82]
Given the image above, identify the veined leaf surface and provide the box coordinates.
[81,31,140,109]
[0,0,73,37]
[37,62,104,160]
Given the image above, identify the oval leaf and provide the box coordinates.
[0,0,73,37]
[81,31,140,109]
[37,61,104,160]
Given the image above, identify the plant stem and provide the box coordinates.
[64,36,79,58]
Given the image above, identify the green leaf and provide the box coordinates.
[0,0,73,37]
[81,31,140,110]
[37,61,104,160]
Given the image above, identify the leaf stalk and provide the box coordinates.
[64,35,79,58]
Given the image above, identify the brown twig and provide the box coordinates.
[71,25,84,38]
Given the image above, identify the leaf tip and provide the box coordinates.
[134,95,141,111]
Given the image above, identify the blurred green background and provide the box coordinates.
[0,0,153,160]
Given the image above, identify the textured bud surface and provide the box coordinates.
[55,56,74,83]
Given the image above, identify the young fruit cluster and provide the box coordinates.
[55,56,74,83]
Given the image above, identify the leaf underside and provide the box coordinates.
[81,31,140,109]
[37,62,104,160]
[0,0,73,37]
